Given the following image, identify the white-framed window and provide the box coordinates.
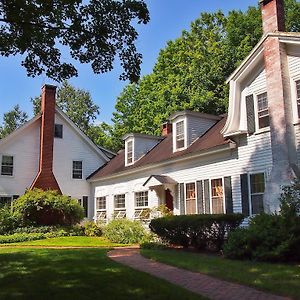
[250,173,265,215]
[72,161,82,179]
[54,124,63,138]
[257,92,269,129]
[1,155,14,176]
[211,178,224,214]
[175,120,185,149]
[114,194,125,209]
[96,196,107,220]
[296,80,300,118]
[185,182,196,215]
[126,140,133,165]
[135,191,148,207]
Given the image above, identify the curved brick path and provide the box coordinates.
[108,248,290,300]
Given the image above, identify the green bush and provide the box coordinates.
[0,233,45,244]
[224,181,300,262]
[140,241,168,250]
[13,189,84,226]
[103,219,147,244]
[0,205,19,235]
[149,214,244,251]
[82,221,103,237]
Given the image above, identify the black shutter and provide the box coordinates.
[240,174,250,217]
[224,177,233,214]
[204,179,210,214]
[196,181,204,214]
[83,196,88,218]
[246,95,255,134]
[179,183,185,215]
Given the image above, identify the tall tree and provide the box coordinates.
[110,0,300,149]
[0,0,149,82]
[0,105,28,139]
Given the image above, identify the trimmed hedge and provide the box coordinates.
[149,214,244,251]
[0,233,45,244]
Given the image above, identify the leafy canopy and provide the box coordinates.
[0,0,149,82]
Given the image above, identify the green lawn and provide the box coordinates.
[141,249,300,299]
[0,247,203,300]
[0,236,127,247]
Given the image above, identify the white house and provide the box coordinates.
[88,0,300,223]
[0,85,114,219]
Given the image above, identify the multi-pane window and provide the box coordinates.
[114,194,125,209]
[135,191,148,207]
[211,178,224,214]
[96,197,106,210]
[250,173,265,214]
[0,196,12,208]
[185,183,196,215]
[72,161,82,179]
[127,140,133,165]
[257,92,269,129]
[176,121,185,149]
[1,155,13,176]
[296,80,300,118]
[54,124,63,138]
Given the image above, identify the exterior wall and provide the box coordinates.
[134,136,161,161]
[53,113,106,219]
[92,129,273,222]
[0,120,40,196]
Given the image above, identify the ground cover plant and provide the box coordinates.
[141,249,300,299]
[0,248,203,300]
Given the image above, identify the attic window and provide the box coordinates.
[175,121,185,149]
[296,80,300,118]
[257,92,269,129]
[126,140,133,165]
[54,124,63,138]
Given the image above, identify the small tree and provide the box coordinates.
[13,189,84,226]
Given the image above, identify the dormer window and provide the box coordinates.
[257,92,269,129]
[175,121,185,149]
[296,80,300,118]
[126,140,133,165]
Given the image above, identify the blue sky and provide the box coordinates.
[0,0,257,124]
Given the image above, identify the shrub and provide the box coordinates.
[82,221,103,237]
[149,214,244,251]
[103,219,147,244]
[140,241,168,250]
[11,225,84,236]
[0,205,19,235]
[0,233,45,244]
[13,189,84,226]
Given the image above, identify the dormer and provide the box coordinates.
[123,133,164,166]
[169,111,221,152]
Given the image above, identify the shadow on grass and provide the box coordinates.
[0,249,202,300]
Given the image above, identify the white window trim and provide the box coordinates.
[291,75,300,124]
[114,194,126,210]
[247,172,266,216]
[209,177,226,214]
[125,138,134,166]
[134,191,149,208]
[0,154,14,177]
[253,90,270,133]
[173,117,187,152]
[184,181,197,215]
[72,160,83,180]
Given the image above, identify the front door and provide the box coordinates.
[165,189,174,211]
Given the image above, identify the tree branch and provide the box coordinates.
[0,18,69,30]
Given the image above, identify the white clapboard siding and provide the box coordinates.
[246,69,267,95]
[134,136,161,162]
[288,55,300,78]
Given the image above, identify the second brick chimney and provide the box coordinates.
[162,122,172,136]
[261,0,299,212]
[30,85,62,193]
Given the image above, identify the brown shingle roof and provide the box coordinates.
[88,117,231,180]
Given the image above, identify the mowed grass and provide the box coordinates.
[141,249,300,299]
[0,248,203,300]
[0,236,127,247]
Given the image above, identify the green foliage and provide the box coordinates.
[13,189,84,226]
[0,233,45,244]
[140,241,168,250]
[82,221,103,237]
[103,219,147,244]
[149,214,244,251]
[0,105,28,139]
[12,225,84,236]
[0,0,149,82]
[279,179,300,218]
[0,206,19,235]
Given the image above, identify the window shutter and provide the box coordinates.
[179,183,185,215]
[83,196,88,218]
[246,95,255,134]
[196,181,204,214]
[203,179,210,214]
[224,177,233,214]
[240,174,250,216]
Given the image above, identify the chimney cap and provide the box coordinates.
[42,84,57,91]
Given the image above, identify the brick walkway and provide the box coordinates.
[108,248,290,300]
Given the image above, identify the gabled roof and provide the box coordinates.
[88,117,236,182]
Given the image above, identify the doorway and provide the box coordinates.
[165,189,174,211]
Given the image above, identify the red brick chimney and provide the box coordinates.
[30,85,62,193]
[162,122,172,136]
[261,0,299,212]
